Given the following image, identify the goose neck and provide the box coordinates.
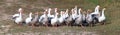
[60,13,63,17]
[19,11,22,18]
[78,9,81,15]
[101,9,105,16]
[95,7,99,13]
[29,13,32,18]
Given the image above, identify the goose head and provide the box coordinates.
[29,12,32,17]
[62,11,65,14]
[48,8,52,13]
[48,8,52,11]
[101,8,106,16]
[71,9,75,14]
[78,8,81,12]
[103,8,106,11]
[66,9,69,13]
[78,8,82,15]
[96,5,100,9]
[18,8,23,13]
[55,8,57,13]
[30,12,32,15]
[45,9,48,12]
[74,5,77,9]
[101,8,106,13]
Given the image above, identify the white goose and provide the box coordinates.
[39,9,47,23]
[86,9,93,26]
[75,8,82,25]
[58,11,64,25]
[39,11,49,27]
[74,6,78,15]
[62,11,66,20]
[30,12,39,27]
[14,8,23,25]
[91,5,100,18]
[12,8,22,19]
[78,8,82,16]
[65,9,69,19]
[71,9,77,20]
[48,8,54,18]
[25,12,33,24]
[51,8,59,27]
[91,5,100,14]
[64,9,70,25]
[98,8,106,24]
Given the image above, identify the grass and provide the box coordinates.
[0,0,119,35]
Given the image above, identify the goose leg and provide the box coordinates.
[90,23,93,27]
[101,22,105,25]
[103,20,106,25]
[45,23,48,27]
[52,24,54,27]
[80,23,83,27]
[28,23,31,26]
[66,23,69,26]
[55,24,57,27]
[32,23,35,28]
[18,22,22,26]
[103,22,105,25]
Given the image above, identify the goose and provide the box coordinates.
[39,10,49,27]
[39,9,47,23]
[65,15,73,26]
[51,8,59,27]
[41,12,49,26]
[64,9,71,25]
[71,9,75,20]
[48,8,54,18]
[58,11,65,25]
[64,9,72,26]
[74,6,78,15]
[91,5,100,14]
[12,8,22,19]
[64,9,69,19]
[65,9,75,26]
[74,8,82,26]
[71,9,77,20]
[62,11,66,20]
[30,12,39,27]
[14,8,23,25]
[98,8,106,25]
[86,9,93,26]
[25,12,33,24]
[91,5,100,18]
[81,11,87,26]
[51,13,59,27]
[47,8,54,24]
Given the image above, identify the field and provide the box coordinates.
[0,0,120,35]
